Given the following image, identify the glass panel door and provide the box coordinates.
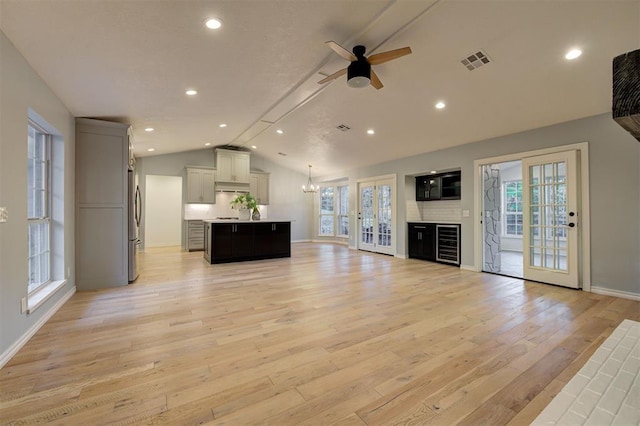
[522,150,578,288]
[376,182,393,255]
[359,182,375,252]
[358,178,395,255]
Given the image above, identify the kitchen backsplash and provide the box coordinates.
[184,192,268,220]
[406,199,462,223]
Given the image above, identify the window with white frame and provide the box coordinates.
[337,185,349,237]
[502,180,523,236]
[319,186,334,236]
[28,122,51,293]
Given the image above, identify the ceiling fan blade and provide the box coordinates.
[318,68,347,84]
[367,46,412,65]
[326,41,356,61]
[370,70,384,90]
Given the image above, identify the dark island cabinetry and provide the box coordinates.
[253,222,291,259]
[204,221,291,264]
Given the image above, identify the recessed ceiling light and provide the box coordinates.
[430,170,437,174]
[144,127,154,132]
[147,148,155,152]
[251,145,257,149]
[205,143,211,146]
[276,129,283,134]
[367,129,375,135]
[186,89,197,96]
[565,48,582,60]
[219,123,227,128]
[204,17,223,30]
[435,101,446,109]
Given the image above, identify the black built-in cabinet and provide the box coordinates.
[408,222,460,266]
[416,170,461,201]
[408,223,436,261]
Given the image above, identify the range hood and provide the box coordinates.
[613,49,640,142]
[215,182,250,193]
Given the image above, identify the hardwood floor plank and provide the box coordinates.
[1,243,637,425]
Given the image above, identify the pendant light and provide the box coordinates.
[302,164,318,193]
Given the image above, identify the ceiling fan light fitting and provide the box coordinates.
[347,60,371,88]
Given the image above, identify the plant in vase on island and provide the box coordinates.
[230,193,260,220]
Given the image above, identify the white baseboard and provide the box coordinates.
[291,239,312,243]
[395,254,408,259]
[0,285,76,369]
[460,264,477,271]
[590,286,640,301]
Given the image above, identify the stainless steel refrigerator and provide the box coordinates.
[128,169,141,282]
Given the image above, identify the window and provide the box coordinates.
[319,186,334,236]
[502,180,523,236]
[27,122,51,293]
[337,185,349,237]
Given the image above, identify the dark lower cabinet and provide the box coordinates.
[254,222,291,259]
[408,222,460,266]
[408,223,436,261]
[205,221,291,264]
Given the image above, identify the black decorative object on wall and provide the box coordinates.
[612,49,640,142]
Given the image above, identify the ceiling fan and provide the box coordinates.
[318,41,412,90]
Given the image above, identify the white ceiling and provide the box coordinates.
[1,0,638,176]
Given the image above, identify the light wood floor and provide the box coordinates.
[2,243,638,425]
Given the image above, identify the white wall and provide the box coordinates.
[0,31,75,361]
[319,113,640,296]
[136,149,313,246]
[145,175,182,247]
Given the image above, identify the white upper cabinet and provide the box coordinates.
[216,149,250,183]
[250,172,270,205]
[186,167,215,203]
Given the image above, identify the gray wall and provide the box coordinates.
[136,149,313,244]
[0,31,76,359]
[321,113,639,295]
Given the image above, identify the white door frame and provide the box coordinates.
[356,174,397,255]
[473,142,591,292]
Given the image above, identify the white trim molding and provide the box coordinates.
[590,287,640,301]
[0,285,76,369]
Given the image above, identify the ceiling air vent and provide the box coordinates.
[336,124,351,132]
[461,50,491,71]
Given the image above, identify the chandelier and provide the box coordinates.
[302,164,318,193]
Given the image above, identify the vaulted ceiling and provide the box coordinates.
[1,0,638,176]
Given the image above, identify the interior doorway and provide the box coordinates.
[145,175,183,247]
[481,160,524,278]
[357,176,396,255]
[477,146,586,289]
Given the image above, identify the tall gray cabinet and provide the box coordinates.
[76,118,130,290]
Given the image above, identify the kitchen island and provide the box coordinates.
[203,220,291,264]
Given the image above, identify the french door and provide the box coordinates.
[358,178,395,255]
[522,150,579,288]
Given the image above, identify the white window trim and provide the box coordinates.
[501,180,523,238]
[27,121,52,295]
[319,186,335,237]
[337,184,349,238]
[26,108,66,314]
[27,279,67,314]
